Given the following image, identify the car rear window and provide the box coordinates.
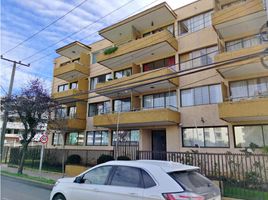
[141,170,156,188]
[169,170,215,193]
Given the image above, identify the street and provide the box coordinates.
[1,176,51,200]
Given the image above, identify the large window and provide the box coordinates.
[65,132,84,145]
[70,81,78,89]
[86,131,109,146]
[183,127,229,147]
[181,84,222,107]
[143,56,175,72]
[56,107,67,118]
[143,91,177,109]
[226,34,265,52]
[88,101,110,117]
[230,77,268,100]
[178,11,212,35]
[180,46,218,70]
[114,68,132,79]
[112,130,139,146]
[57,84,68,92]
[234,125,268,148]
[113,98,131,112]
[52,133,63,146]
[90,73,112,90]
[67,106,76,118]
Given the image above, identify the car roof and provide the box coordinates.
[101,160,199,173]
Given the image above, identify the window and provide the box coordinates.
[92,51,99,64]
[70,82,78,89]
[56,107,67,118]
[142,170,156,188]
[226,34,264,52]
[180,46,218,70]
[234,125,268,148]
[114,68,132,79]
[143,24,174,37]
[90,73,112,90]
[67,106,76,118]
[65,132,84,145]
[143,56,175,72]
[110,166,141,188]
[112,130,139,146]
[181,84,222,107]
[57,84,68,92]
[83,166,112,185]
[143,91,177,109]
[183,127,229,147]
[88,101,110,117]
[113,98,131,112]
[86,131,109,146]
[52,133,63,145]
[230,77,268,100]
[178,11,212,35]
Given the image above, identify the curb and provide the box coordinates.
[2,174,54,190]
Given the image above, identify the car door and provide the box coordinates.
[104,166,144,200]
[68,165,113,200]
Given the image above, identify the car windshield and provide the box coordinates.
[169,170,218,195]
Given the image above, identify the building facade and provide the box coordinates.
[48,0,268,155]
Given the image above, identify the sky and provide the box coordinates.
[0,0,196,96]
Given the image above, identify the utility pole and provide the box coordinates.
[0,55,30,161]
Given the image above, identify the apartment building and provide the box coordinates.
[48,0,268,155]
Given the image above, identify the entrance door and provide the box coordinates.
[152,130,166,160]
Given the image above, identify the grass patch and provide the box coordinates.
[1,170,55,185]
[224,185,268,200]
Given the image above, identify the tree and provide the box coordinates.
[2,79,53,174]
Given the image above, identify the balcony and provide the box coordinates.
[54,61,89,81]
[95,67,179,98]
[49,118,86,131]
[52,89,88,102]
[97,30,178,69]
[93,108,180,128]
[218,98,268,122]
[212,0,266,38]
[216,44,268,79]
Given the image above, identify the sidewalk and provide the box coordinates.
[0,164,63,181]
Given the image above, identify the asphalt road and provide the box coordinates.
[1,175,51,200]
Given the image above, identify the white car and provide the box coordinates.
[50,160,221,200]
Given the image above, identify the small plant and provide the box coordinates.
[117,156,131,160]
[97,154,114,164]
[104,46,118,55]
[66,154,81,165]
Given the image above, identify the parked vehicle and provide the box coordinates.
[50,160,221,200]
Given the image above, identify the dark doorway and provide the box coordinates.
[152,130,166,160]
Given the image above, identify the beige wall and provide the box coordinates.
[174,0,214,21]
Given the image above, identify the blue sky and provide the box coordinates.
[0,0,195,96]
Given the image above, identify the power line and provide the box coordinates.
[20,0,137,62]
[28,3,264,66]
[2,0,89,56]
[28,0,161,65]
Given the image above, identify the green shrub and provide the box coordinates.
[66,154,81,165]
[103,46,118,55]
[97,154,114,164]
[117,156,131,160]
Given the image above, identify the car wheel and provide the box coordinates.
[53,194,66,200]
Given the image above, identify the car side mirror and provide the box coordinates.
[74,176,84,184]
